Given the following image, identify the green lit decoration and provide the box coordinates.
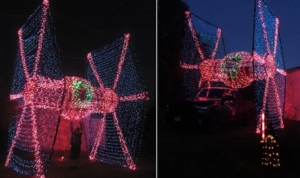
[72,79,94,107]
[221,53,243,79]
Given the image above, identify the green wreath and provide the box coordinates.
[221,53,243,79]
[72,79,94,107]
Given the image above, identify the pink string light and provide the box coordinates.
[31,105,44,177]
[87,53,104,89]
[119,92,149,101]
[33,1,49,77]
[180,62,198,69]
[273,18,279,56]
[112,112,136,170]
[5,106,26,167]
[89,114,106,160]
[185,11,205,61]
[113,33,130,90]
[18,29,29,79]
[211,28,222,59]
[258,0,271,54]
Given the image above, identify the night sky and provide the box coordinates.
[184,0,300,70]
[0,0,156,108]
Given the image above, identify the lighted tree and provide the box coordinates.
[158,0,188,104]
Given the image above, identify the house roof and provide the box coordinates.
[286,66,300,73]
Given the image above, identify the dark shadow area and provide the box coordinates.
[1,150,156,178]
[158,107,300,177]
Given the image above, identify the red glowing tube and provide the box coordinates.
[262,112,265,140]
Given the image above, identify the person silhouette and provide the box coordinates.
[70,119,83,169]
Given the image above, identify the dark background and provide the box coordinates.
[158,0,188,106]
[0,0,156,156]
[185,0,300,70]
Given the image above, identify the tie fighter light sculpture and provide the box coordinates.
[180,0,286,134]
[84,33,149,169]
[5,0,148,177]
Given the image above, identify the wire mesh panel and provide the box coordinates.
[85,34,148,170]
[6,0,64,177]
[180,11,226,97]
[253,0,286,133]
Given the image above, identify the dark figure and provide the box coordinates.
[70,120,83,169]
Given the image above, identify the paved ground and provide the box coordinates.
[1,149,156,178]
[158,109,300,178]
[0,110,156,178]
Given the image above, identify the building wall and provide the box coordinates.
[284,69,300,121]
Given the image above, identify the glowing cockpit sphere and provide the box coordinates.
[198,52,254,89]
[221,52,254,88]
[60,77,121,120]
[99,88,119,113]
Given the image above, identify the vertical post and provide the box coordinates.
[262,111,265,140]
[252,0,258,131]
[278,31,286,121]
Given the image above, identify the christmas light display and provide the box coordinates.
[181,51,255,89]
[180,11,226,97]
[261,134,280,167]
[6,0,148,176]
[253,0,286,133]
[6,0,64,177]
[180,0,286,134]
[260,120,280,168]
[85,34,148,170]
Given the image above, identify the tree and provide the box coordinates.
[158,0,188,107]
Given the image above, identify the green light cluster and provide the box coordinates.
[72,79,94,107]
[221,53,243,79]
